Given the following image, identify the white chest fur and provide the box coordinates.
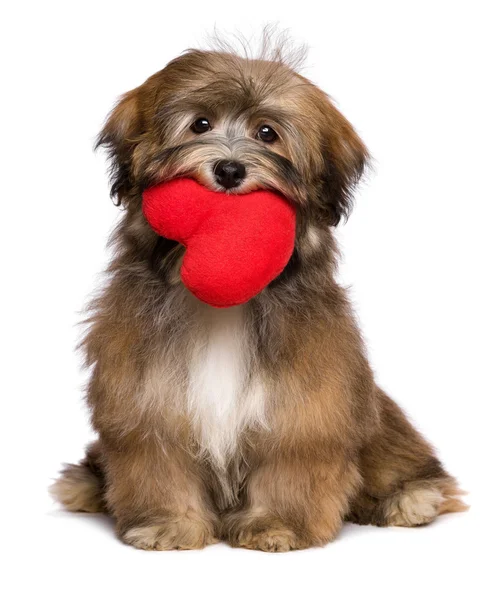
[187,304,266,471]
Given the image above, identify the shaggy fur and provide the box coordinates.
[51,43,466,551]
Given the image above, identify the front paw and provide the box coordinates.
[225,515,308,552]
[122,516,218,551]
[237,527,307,552]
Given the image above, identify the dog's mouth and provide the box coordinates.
[141,142,305,206]
[141,135,306,206]
[177,171,304,208]
[188,173,252,196]
[187,167,279,198]
[142,178,296,308]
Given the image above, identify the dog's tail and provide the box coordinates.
[50,440,106,513]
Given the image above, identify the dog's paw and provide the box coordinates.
[50,463,104,513]
[385,487,445,526]
[122,517,218,551]
[225,515,309,552]
[236,526,307,552]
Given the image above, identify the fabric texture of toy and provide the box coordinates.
[142,178,296,307]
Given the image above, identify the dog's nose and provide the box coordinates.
[213,160,246,189]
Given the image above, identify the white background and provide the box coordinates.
[2,1,502,598]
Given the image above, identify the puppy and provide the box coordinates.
[51,44,466,551]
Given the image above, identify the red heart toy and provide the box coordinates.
[142,178,296,308]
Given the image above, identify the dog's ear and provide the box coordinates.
[319,102,369,227]
[95,87,144,205]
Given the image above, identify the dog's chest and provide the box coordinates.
[187,305,266,472]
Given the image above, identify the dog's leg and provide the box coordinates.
[103,438,218,550]
[347,388,467,527]
[223,453,361,552]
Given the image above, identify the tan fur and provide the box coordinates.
[52,42,466,551]
[50,463,104,513]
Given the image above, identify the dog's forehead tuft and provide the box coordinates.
[155,50,305,112]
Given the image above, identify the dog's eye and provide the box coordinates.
[191,118,212,134]
[256,125,278,143]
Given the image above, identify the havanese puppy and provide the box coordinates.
[51,41,466,552]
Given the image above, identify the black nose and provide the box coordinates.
[213,160,246,189]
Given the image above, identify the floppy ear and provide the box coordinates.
[95,88,144,205]
[319,103,369,226]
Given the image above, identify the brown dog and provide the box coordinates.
[51,44,466,551]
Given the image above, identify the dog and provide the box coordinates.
[51,42,466,551]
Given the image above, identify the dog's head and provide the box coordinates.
[97,48,369,286]
[98,48,368,223]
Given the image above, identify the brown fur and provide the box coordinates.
[51,43,466,551]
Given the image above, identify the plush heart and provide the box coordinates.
[142,178,296,308]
